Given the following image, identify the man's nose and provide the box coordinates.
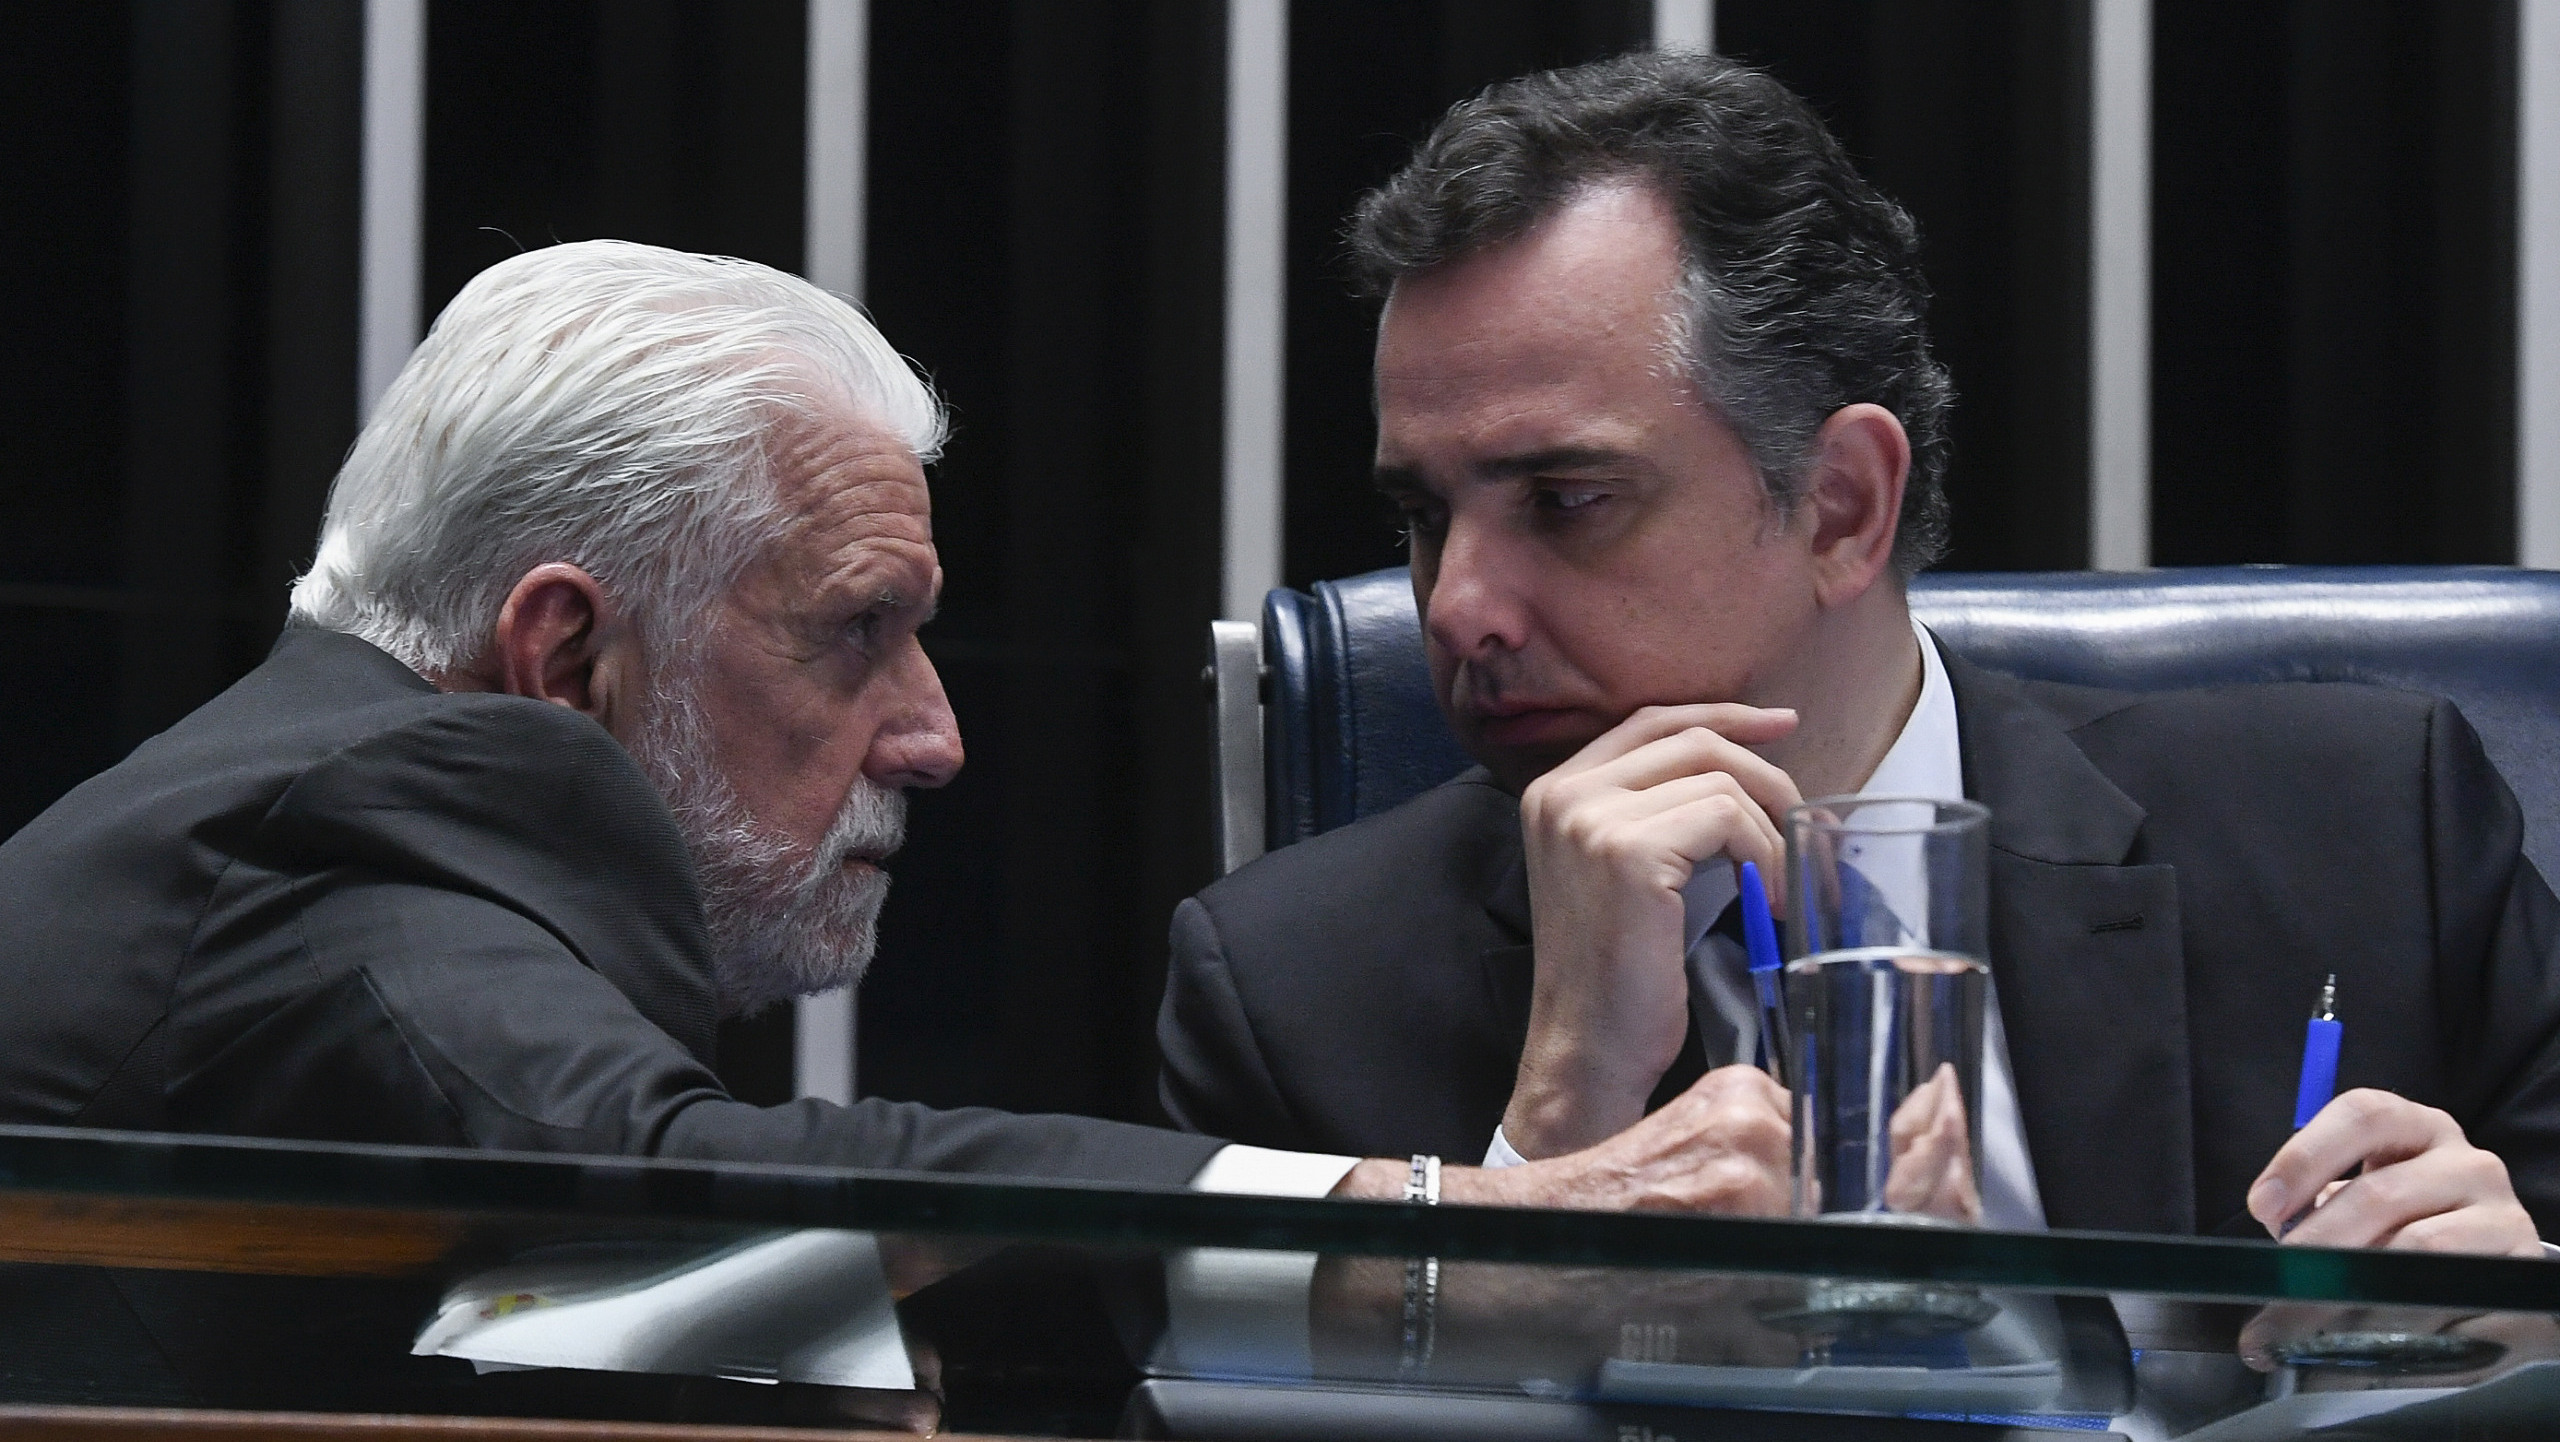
[1422,517,1530,660]
[865,641,965,790]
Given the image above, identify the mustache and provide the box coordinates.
[813,780,906,870]
[1443,650,1547,712]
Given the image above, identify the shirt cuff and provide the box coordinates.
[1188,1143,1362,1198]
[1482,1126,1528,1169]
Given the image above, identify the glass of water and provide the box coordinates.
[1783,796,1991,1225]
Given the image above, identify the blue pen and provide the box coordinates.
[2292,974,2342,1129]
[1738,861,1788,1081]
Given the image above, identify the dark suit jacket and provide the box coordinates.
[0,627,1220,1187]
[1159,650,2560,1236]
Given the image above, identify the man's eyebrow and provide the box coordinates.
[1373,447,1647,494]
[852,586,938,627]
[1477,445,1646,477]
[1372,463,1426,496]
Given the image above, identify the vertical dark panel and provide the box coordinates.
[858,1,1227,1121]
[1123,0,1232,1121]
[1996,2,2096,569]
[859,0,1019,1109]
[2427,0,2518,564]
[590,0,805,267]
[592,0,684,243]
[0,7,129,593]
[0,4,132,832]
[2150,0,2288,563]
[2,3,359,836]
[424,1,601,312]
[2282,3,2440,562]
[2154,0,2514,565]
[701,0,809,269]
[990,0,1140,1109]
[257,0,364,660]
[1863,0,2090,570]
[119,0,251,746]
[424,0,805,320]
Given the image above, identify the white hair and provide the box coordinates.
[289,240,947,673]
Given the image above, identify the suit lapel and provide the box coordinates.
[1946,649,2196,1235]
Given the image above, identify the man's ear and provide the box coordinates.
[488,563,645,741]
[1799,402,1910,608]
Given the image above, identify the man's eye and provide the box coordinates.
[1536,484,1608,513]
[1395,502,1447,541]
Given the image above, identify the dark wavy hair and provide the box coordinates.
[1348,50,1954,575]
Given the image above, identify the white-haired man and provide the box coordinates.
[0,239,1771,1209]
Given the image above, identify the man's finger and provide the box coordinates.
[1545,704,1799,779]
[2248,1090,2461,1235]
[2275,1156,2467,1250]
[1670,1060,1790,1116]
[2388,1205,2545,1257]
[1536,775,1790,915]
[1613,1064,1793,1214]
[1882,1069,1979,1222]
[1570,722,1803,808]
[1541,744,1798,904]
[2280,1147,2528,1254]
[1615,779,1788,878]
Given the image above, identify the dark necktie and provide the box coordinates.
[1684,899,1754,1072]
[1634,900,1740,1112]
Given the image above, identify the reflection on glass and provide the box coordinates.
[1276,1257,2130,1424]
[7,1125,2560,1438]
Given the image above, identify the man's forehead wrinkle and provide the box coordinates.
[769,406,927,506]
[786,533,938,607]
[792,478,934,546]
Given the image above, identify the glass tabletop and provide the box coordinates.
[3,1123,2555,1439]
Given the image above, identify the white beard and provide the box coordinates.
[629,672,905,1017]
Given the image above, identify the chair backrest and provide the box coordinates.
[1250,565,2560,881]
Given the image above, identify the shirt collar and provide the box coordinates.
[1862,615,1963,802]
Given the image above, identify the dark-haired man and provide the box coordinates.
[1159,50,2560,1254]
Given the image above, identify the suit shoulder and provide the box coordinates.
[1191,771,1515,948]
[287,688,648,814]
[1200,771,1513,900]
[2047,676,2443,764]
[2021,677,2464,844]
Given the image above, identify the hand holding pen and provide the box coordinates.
[2247,975,2543,1256]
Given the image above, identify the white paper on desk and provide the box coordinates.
[413,1228,913,1391]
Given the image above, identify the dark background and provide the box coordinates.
[0,0,2524,1124]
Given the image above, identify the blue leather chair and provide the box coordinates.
[1205,566,2560,882]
